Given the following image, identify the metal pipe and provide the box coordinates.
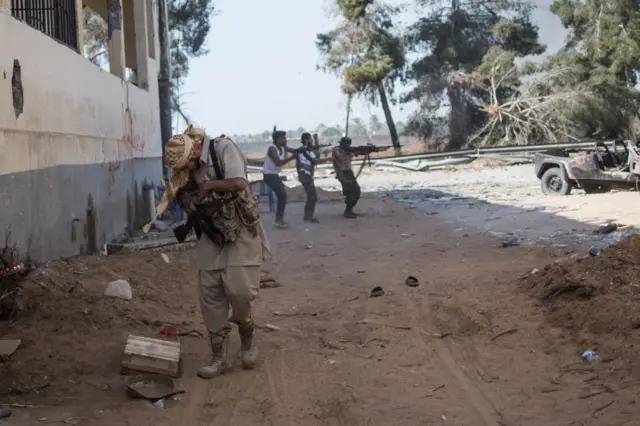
[143,183,156,224]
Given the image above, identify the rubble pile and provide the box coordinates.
[524,235,640,378]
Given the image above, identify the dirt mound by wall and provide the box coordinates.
[523,235,640,378]
[0,252,199,404]
[0,251,280,405]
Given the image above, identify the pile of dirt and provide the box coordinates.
[0,250,282,406]
[523,235,640,378]
[0,251,206,406]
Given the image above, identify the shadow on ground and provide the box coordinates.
[369,187,640,249]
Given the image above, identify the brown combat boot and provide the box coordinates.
[197,331,228,379]
[238,321,258,369]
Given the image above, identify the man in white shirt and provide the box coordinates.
[297,133,332,223]
[262,127,296,228]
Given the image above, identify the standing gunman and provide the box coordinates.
[331,136,361,219]
[296,132,332,223]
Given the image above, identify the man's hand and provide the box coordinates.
[198,182,210,196]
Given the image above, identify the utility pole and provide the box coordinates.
[174,34,181,132]
[344,93,352,137]
[157,0,172,176]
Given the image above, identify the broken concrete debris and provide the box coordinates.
[104,279,132,300]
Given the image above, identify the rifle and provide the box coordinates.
[172,180,224,245]
[288,144,331,154]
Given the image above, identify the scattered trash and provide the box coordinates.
[530,268,540,275]
[501,237,519,247]
[143,220,169,234]
[327,360,337,365]
[582,350,599,361]
[593,223,618,235]
[400,233,411,238]
[370,286,385,297]
[490,327,518,341]
[0,262,25,278]
[440,414,447,421]
[159,325,179,337]
[178,330,203,338]
[260,274,281,289]
[153,399,165,409]
[357,319,411,330]
[405,276,419,287]
[0,339,21,359]
[104,279,132,300]
[430,384,445,393]
[160,253,170,264]
[304,244,313,250]
[357,270,366,274]
[125,374,183,400]
[589,247,600,257]
[260,323,281,331]
[122,335,180,377]
[345,296,359,302]
[421,330,451,339]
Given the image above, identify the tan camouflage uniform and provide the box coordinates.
[192,135,271,379]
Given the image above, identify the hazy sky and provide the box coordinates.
[180,0,567,135]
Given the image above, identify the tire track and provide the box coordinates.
[264,349,296,426]
[211,367,262,426]
[176,378,211,426]
[402,290,502,426]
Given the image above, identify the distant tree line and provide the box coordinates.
[316,0,640,150]
[227,115,406,144]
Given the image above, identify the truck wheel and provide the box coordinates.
[541,167,573,196]
[582,184,611,194]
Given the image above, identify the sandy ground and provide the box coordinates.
[2,164,640,425]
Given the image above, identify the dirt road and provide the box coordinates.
[1,196,637,425]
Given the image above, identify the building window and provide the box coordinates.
[11,0,78,51]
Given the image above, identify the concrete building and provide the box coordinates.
[0,0,163,262]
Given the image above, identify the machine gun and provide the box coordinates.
[347,144,393,156]
[344,144,394,178]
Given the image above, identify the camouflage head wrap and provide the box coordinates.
[156,133,202,217]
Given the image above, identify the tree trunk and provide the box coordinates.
[377,82,400,149]
[447,84,468,151]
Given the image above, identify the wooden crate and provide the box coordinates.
[121,335,181,377]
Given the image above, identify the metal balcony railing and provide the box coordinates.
[11,0,78,51]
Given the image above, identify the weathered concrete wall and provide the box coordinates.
[0,7,162,262]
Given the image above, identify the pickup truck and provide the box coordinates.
[534,140,640,196]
